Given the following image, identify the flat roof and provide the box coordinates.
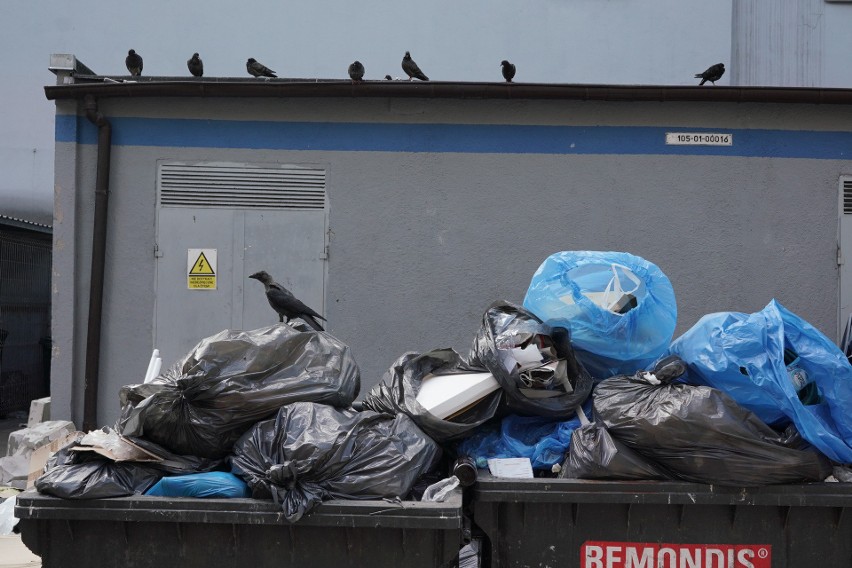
[44,76,852,105]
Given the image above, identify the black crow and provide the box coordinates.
[126,49,143,76]
[187,53,203,77]
[501,60,516,83]
[348,60,365,82]
[384,74,393,80]
[247,58,277,78]
[402,51,429,81]
[695,63,725,86]
[249,270,326,331]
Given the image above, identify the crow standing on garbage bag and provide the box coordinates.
[249,271,326,331]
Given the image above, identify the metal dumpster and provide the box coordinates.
[16,488,465,568]
[472,473,852,567]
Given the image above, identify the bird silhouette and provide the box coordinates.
[247,58,277,78]
[695,63,725,86]
[187,53,203,77]
[249,271,326,331]
[348,61,365,82]
[125,49,143,76]
[384,74,393,80]
[501,60,516,83]
[402,51,429,81]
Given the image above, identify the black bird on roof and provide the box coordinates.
[249,271,326,331]
[384,74,393,80]
[348,61,365,82]
[247,58,277,78]
[187,53,203,77]
[501,60,516,83]
[402,51,429,81]
[125,49,143,76]
[695,63,725,86]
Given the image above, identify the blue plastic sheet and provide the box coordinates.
[145,471,250,498]
[668,299,852,464]
[456,404,590,470]
[523,251,677,378]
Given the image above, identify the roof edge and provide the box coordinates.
[43,79,852,105]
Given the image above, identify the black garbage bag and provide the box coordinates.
[593,356,833,486]
[34,434,160,499]
[361,348,503,442]
[469,301,594,419]
[35,432,225,499]
[559,412,672,480]
[118,323,360,458]
[231,402,442,522]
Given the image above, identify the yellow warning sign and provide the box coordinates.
[187,248,217,290]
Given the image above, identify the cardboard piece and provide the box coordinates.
[416,372,500,420]
[26,431,83,489]
[71,435,163,463]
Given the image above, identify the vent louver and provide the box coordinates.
[159,163,325,210]
[845,180,852,215]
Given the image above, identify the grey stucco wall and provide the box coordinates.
[51,96,852,428]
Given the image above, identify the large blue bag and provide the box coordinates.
[523,251,677,378]
[668,299,852,464]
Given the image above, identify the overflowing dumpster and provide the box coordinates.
[472,473,852,567]
[16,488,465,568]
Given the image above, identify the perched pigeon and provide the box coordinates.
[348,60,365,82]
[249,270,326,331]
[125,49,143,76]
[402,51,429,81]
[501,60,516,83]
[187,53,203,77]
[247,58,276,78]
[695,63,725,86]
[384,74,393,80]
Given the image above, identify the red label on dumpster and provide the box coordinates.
[581,541,771,568]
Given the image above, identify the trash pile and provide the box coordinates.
[25,250,852,527]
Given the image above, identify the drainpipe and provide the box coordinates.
[82,94,111,431]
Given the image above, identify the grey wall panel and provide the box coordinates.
[51,97,852,428]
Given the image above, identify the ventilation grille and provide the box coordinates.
[845,180,852,214]
[159,163,325,210]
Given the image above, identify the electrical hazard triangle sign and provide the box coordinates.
[187,249,217,290]
[189,252,215,275]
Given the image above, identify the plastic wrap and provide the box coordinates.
[231,402,441,522]
[593,356,833,486]
[523,251,677,378]
[118,323,360,458]
[361,348,502,442]
[668,299,852,463]
[469,301,593,418]
[145,472,250,498]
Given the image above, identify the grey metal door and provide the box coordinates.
[154,162,327,367]
[840,176,852,337]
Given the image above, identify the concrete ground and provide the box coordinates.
[0,535,41,567]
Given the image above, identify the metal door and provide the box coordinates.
[839,176,852,337]
[154,162,327,367]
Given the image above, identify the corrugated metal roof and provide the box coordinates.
[0,214,53,233]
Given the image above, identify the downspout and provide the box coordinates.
[82,94,111,431]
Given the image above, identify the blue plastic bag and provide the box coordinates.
[145,471,250,498]
[456,405,588,470]
[523,251,677,378]
[668,299,852,464]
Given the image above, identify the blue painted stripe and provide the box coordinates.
[55,115,852,160]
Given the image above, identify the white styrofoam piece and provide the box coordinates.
[416,372,500,419]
